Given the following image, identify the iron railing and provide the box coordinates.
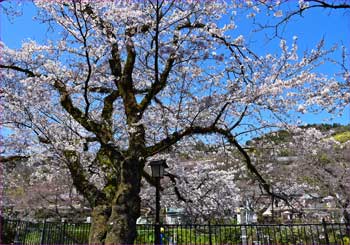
[1,219,350,244]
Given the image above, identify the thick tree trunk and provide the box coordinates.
[104,158,142,244]
[89,204,111,244]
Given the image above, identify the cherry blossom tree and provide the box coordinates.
[140,149,245,223]
[288,127,350,224]
[252,0,350,98]
[2,154,88,221]
[255,1,350,36]
[249,126,350,223]
[139,125,349,225]
[0,1,348,244]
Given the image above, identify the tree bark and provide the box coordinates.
[88,158,142,244]
[104,158,142,244]
[89,204,111,244]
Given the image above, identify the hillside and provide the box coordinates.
[247,123,350,145]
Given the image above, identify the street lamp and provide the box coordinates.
[149,160,168,245]
[150,160,168,178]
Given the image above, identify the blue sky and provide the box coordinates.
[1,1,349,130]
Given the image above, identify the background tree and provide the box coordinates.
[140,149,244,223]
[249,125,350,223]
[290,127,350,224]
[0,1,348,244]
[2,155,88,221]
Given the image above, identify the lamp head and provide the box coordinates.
[149,159,168,178]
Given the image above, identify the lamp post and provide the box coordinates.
[149,160,168,245]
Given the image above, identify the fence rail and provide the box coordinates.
[1,219,350,245]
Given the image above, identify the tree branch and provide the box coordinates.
[0,64,36,77]
[215,127,292,205]
[63,150,106,207]
[73,1,92,117]
[145,125,216,157]
[165,172,192,203]
[54,79,113,142]
[0,155,30,163]
[101,90,120,123]
[309,0,350,9]
[0,63,113,143]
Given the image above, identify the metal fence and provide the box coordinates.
[1,219,350,245]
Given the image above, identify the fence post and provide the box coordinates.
[13,221,21,245]
[40,220,47,245]
[60,220,67,244]
[322,218,330,245]
[208,221,213,245]
[23,221,29,244]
